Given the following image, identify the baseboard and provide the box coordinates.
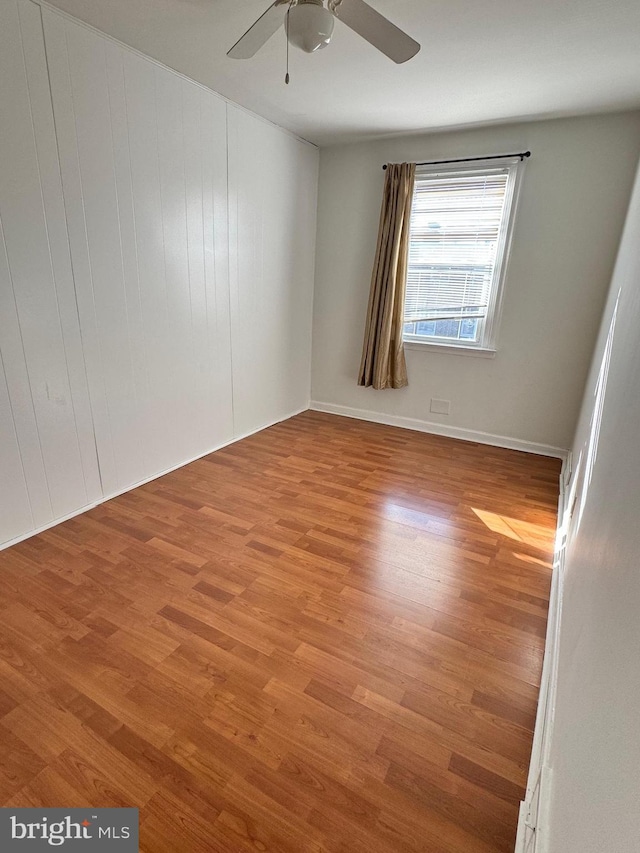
[0,404,309,552]
[514,453,570,852]
[534,765,555,853]
[310,401,568,460]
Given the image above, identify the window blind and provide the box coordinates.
[404,168,510,331]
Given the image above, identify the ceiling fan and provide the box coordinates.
[228,0,420,65]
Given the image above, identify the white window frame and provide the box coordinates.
[403,155,526,355]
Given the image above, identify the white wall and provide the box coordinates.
[544,152,640,852]
[0,0,318,548]
[311,114,640,454]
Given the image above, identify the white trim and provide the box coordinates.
[404,341,496,358]
[0,405,309,552]
[533,765,555,853]
[562,449,573,489]
[514,450,571,852]
[310,401,568,460]
[515,801,533,853]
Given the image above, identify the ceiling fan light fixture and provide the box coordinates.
[287,0,335,54]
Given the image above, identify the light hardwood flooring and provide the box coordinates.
[0,411,561,852]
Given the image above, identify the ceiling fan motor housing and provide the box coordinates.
[227,0,420,65]
[287,0,335,53]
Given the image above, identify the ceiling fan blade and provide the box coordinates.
[329,0,420,63]
[228,0,290,60]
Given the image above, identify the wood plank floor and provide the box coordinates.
[0,411,561,852]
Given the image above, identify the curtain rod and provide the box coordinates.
[382,151,531,170]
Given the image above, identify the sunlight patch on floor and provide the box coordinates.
[512,551,552,568]
[471,507,552,549]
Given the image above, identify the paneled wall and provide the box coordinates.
[42,9,235,496]
[228,107,317,437]
[0,0,101,545]
[0,0,318,548]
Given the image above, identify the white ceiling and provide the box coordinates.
[42,0,640,146]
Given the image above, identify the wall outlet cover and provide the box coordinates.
[430,398,451,415]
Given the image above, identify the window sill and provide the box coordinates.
[403,341,496,358]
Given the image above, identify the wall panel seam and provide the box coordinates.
[38,0,103,498]
[18,0,88,505]
[226,102,236,437]
[102,36,142,466]
[0,209,53,519]
[62,18,117,486]
[0,344,34,529]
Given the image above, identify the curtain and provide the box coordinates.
[358,162,415,390]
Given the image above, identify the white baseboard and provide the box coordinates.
[533,765,555,853]
[514,452,571,852]
[0,404,309,552]
[310,400,568,460]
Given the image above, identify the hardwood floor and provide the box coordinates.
[0,411,560,852]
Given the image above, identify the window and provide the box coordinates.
[403,156,524,352]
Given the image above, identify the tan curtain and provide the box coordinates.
[358,162,415,390]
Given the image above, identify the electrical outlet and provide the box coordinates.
[430,398,451,415]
